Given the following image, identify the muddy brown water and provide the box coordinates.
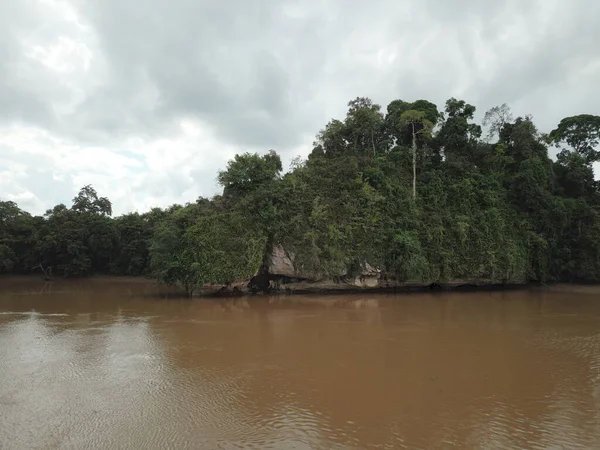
[1,277,600,449]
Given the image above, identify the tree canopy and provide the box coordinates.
[548,114,600,163]
[2,97,600,293]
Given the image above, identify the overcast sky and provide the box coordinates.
[1,0,599,215]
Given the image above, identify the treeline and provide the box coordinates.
[1,96,600,294]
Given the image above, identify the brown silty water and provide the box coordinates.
[1,277,599,449]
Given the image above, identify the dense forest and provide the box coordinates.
[2,97,600,294]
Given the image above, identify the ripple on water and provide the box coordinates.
[0,311,68,316]
[3,289,600,449]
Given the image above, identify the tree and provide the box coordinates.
[185,212,266,286]
[344,97,384,155]
[217,151,282,198]
[0,244,14,273]
[39,206,92,276]
[148,209,265,295]
[4,94,600,292]
[385,99,440,147]
[483,103,513,142]
[313,120,348,157]
[554,151,596,198]
[148,219,191,292]
[548,114,600,163]
[399,110,434,199]
[500,117,548,165]
[436,98,482,167]
[72,185,112,216]
[111,214,145,275]
[0,201,22,272]
[0,201,41,274]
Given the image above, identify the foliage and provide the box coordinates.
[72,185,113,216]
[548,114,600,163]
[148,205,265,295]
[2,98,600,291]
[217,150,282,198]
[399,109,434,198]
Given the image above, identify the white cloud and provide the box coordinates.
[24,36,93,73]
[0,118,244,215]
[0,0,599,216]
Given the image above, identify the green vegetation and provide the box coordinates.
[2,97,600,293]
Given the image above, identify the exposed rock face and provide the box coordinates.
[267,244,298,278]
[267,244,382,287]
[197,244,527,297]
[267,244,326,280]
[351,262,381,288]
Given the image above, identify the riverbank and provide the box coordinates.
[203,277,530,297]
[3,274,598,298]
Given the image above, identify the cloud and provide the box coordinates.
[0,0,598,215]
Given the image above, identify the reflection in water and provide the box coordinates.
[1,278,600,449]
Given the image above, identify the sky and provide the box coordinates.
[1,0,599,216]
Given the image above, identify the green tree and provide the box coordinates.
[399,110,434,199]
[548,114,600,163]
[149,207,265,295]
[313,119,348,157]
[217,150,282,199]
[436,98,482,168]
[72,185,112,216]
[0,201,24,272]
[4,95,600,293]
[344,97,385,155]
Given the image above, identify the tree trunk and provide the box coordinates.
[412,123,417,199]
[33,262,50,280]
[371,130,376,155]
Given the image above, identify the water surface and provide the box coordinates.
[1,277,600,449]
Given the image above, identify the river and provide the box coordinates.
[1,277,600,449]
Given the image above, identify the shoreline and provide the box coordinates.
[2,274,599,297]
[205,281,532,298]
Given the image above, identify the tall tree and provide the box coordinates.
[399,110,433,199]
[3,95,600,293]
[344,97,384,155]
[436,98,482,168]
[72,185,113,216]
[548,114,600,163]
[483,103,513,142]
[313,119,348,157]
[217,150,282,198]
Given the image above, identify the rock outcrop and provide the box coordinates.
[196,244,527,296]
[264,244,382,289]
[267,244,302,278]
[350,262,380,288]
